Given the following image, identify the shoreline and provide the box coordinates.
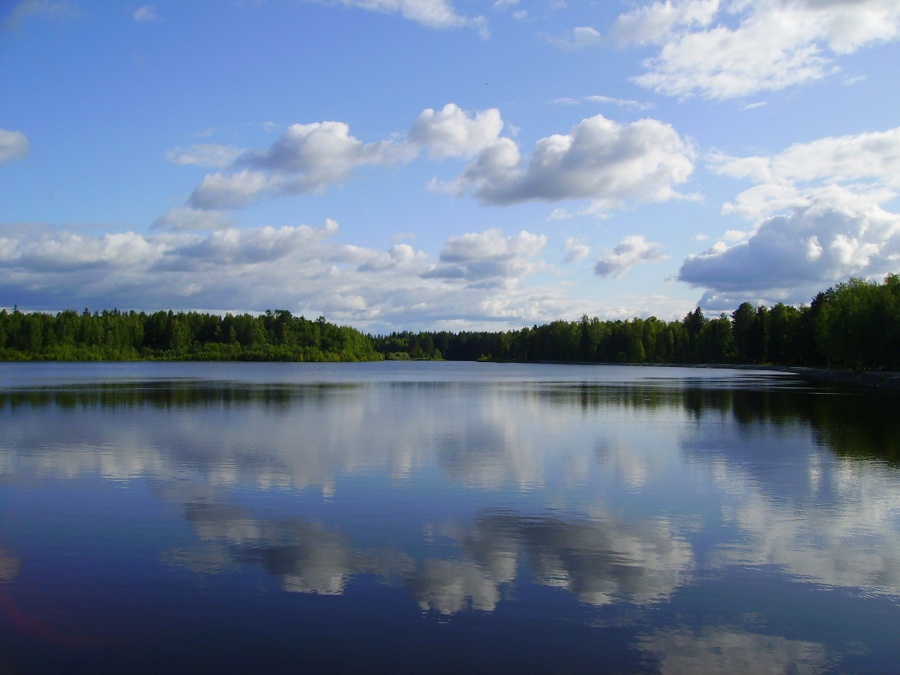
[523,361,900,391]
[785,366,900,391]
[3,358,899,391]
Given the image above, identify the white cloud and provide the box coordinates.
[612,0,719,46]
[424,228,547,288]
[408,104,503,159]
[616,0,900,100]
[4,0,79,28]
[584,95,654,110]
[240,120,407,178]
[176,109,693,218]
[684,124,900,307]
[190,170,272,210]
[451,114,695,212]
[328,0,489,37]
[544,26,603,50]
[357,243,430,272]
[0,230,166,271]
[0,222,575,330]
[132,5,159,22]
[562,237,590,264]
[708,126,900,242]
[152,207,236,232]
[187,121,410,209]
[594,235,667,278]
[0,129,29,165]
[678,202,900,307]
[166,144,244,168]
[712,126,900,205]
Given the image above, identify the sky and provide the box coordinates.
[1,0,899,333]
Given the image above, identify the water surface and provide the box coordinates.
[1,362,898,673]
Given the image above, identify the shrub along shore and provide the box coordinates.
[2,276,898,380]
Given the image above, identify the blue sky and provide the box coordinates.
[2,0,899,332]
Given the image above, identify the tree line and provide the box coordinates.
[0,308,380,362]
[1,275,898,369]
[371,275,900,370]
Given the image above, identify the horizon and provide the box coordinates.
[2,1,899,334]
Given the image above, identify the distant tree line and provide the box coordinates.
[2,275,898,369]
[371,275,900,371]
[0,309,380,362]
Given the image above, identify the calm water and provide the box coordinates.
[1,362,898,673]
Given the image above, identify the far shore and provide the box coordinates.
[551,361,900,391]
[782,366,900,390]
[669,363,900,391]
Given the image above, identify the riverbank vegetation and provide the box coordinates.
[2,275,897,370]
[372,275,899,370]
[0,309,380,362]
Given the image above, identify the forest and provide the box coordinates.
[1,275,898,371]
[0,309,380,362]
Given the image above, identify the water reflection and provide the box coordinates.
[1,366,898,670]
[163,497,693,613]
[637,627,830,674]
[0,549,20,582]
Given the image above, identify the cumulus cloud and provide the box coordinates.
[0,129,30,165]
[173,108,693,219]
[615,0,900,100]
[0,230,166,271]
[594,235,667,278]
[186,121,409,210]
[450,114,695,212]
[357,243,430,272]
[327,0,489,37]
[562,237,590,264]
[683,124,900,308]
[678,202,900,308]
[712,126,900,219]
[408,104,503,159]
[0,222,573,330]
[189,170,272,210]
[423,228,547,288]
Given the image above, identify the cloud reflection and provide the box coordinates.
[637,627,830,675]
[178,502,359,596]
[3,375,899,613]
[463,511,693,607]
[164,497,693,614]
[681,412,900,597]
[0,549,21,582]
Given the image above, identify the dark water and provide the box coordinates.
[1,362,898,673]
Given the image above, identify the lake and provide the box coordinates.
[1,361,898,673]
